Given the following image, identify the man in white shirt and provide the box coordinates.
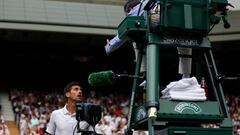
[46,81,93,135]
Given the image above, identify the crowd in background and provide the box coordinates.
[226,95,240,135]
[5,88,240,135]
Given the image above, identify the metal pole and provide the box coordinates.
[146,42,159,134]
[126,45,143,133]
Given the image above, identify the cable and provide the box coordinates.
[208,24,216,34]
[72,122,78,135]
[93,127,97,134]
[73,121,98,135]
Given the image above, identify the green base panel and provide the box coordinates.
[156,126,233,135]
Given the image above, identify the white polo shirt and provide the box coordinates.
[46,105,93,135]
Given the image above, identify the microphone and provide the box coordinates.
[222,16,230,29]
[88,70,115,86]
[88,70,142,87]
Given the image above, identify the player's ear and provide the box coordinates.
[65,92,70,98]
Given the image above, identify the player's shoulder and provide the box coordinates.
[51,107,64,115]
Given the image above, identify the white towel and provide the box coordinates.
[161,94,207,101]
[161,77,207,101]
[162,89,206,97]
[165,77,200,89]
[162,86,204,94]
[162,77,201,91]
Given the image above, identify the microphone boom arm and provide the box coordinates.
[114,74,143,79]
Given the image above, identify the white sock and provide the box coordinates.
[182,74,190,78]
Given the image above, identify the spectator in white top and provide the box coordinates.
[30,114,39,128]
[19,114,28,135]
[46,81,93,135]
[0,116,10,135]
[0,112,4,124]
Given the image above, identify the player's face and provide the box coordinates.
[69,85,83,102]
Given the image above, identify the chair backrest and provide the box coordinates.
[155,0,210,38]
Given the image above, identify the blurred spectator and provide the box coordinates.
[0,116,10,135]
[19,114,28,135]
[0,112,4,124]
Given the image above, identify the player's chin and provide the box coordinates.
[74,97,83,102]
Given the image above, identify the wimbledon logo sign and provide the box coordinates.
[174,102,202,113]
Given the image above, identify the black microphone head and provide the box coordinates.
[88,70,115,86]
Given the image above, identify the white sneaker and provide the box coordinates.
[139,80,146,88]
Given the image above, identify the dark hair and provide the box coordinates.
[124,0,141,13]
[63,81,81,94]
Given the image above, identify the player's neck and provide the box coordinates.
[66,101,76,114]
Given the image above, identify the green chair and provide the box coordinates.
[118,0,233,134]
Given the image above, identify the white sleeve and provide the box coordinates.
[105,35,126,55]
[105,0,148,55]
[105,1,151,54]
[46,112,56,135]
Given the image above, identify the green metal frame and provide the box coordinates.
[117,0,233,134]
